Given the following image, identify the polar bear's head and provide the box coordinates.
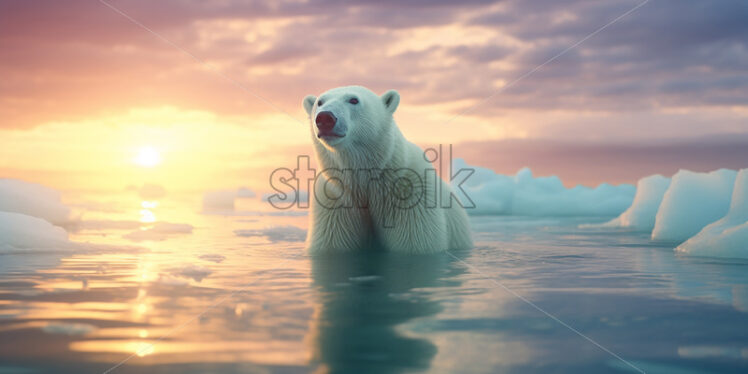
[302,86,400,149]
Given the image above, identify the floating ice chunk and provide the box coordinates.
[0,179,71,224]
[236,187,256,198]
[261,190,310,208]
[175,264,212,282]
[42,322,96,336]
[0,212,70,252]
[198,253,226,263]
[234,225,307,242]
[676,169,748,258]
[202,190,237,211]
[453,159,516,214]
[156,274,190,286]
[138,184,166,200]
[202,187,257,211]
[74,219,141,231]
[0,213,138,272]
[202,209,307,217]
[598,175,671,231]
[652,169,737,243]
[452,159,635,216]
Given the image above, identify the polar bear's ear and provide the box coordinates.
[303,95,317,117]
[381,90,400,114]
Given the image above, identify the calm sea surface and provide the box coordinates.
[1,192,747,373]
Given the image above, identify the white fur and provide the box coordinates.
[302,86,472,254]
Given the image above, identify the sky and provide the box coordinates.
[1,0,747,192]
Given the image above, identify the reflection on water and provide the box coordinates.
[139,199,157,224]
[310,252,463,373]
[1,193,748,373]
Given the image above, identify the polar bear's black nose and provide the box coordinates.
[315,111,337,133]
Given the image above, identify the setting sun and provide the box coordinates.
[134,146,162,168]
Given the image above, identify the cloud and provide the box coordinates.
[247,44,316,65]
[464,0,748,112]
[0,0,746,148]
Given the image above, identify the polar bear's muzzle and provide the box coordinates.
[315,111,345,140]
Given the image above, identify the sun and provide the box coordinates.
[134,146,162,168]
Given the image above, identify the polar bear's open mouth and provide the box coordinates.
[317,132,345,140]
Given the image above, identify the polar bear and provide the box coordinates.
[302,86,472,254]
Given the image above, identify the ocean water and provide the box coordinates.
[1,192,748,374]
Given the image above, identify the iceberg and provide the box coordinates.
[0,211,70,252]
[598,175,671,231]
[203,190,238,211]
[652,169,737,243]
[676,169,748,258]
[0,179,71,224]
[452,159,635,216]
[174,264,212,282]
[236,187,256,198]
[138,183,166,200]
[203,187,257,211]
[234,225,307,242]
[41,322,96,336]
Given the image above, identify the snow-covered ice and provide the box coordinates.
[174,264,212,282]
[137,183,166,200]
[234,225,307,242]
[203,187,257,211]
[652,169,736,242]
[451,159,635,216]
[236,187,256,198]
[676,169,748,258]
[41,322,96,336]
[0,179,71,224]
[0,211,70,253]
[597,175,671,231]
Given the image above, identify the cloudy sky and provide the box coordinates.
[1,0,747,190]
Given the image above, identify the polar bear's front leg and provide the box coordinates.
[306,179,371,254]
[306,204,370,253]
[373,204,448,254]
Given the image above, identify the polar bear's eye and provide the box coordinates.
[317,99,324,106]
[348,97,359,105]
